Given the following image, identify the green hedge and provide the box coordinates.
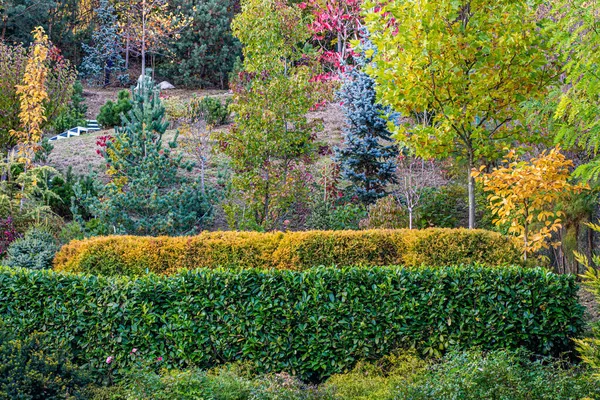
[54,228,523,276]
[0,265,583,381]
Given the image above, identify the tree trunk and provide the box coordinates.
[200,158,206,194]
[408,208,413,229]
[467,159,476,229]
[523,207,529,262]
[141,0,146,77]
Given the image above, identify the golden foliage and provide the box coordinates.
[474,146,587,260]
[53,228,523,276]
[10,27,50,167]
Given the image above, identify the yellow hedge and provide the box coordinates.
[53,228,522,276]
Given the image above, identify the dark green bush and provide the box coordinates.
[0,265,583,381]
[193,96,231,126]
[0,328,92,399]
[96,90,132,128]
[6,227,59,270]
[398,349,600,399]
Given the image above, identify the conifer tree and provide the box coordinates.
[335,38,398,204]
[80,0,126,86]
[81,76,212,235]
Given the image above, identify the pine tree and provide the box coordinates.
[335,39,398,204]
[159,0,241,89]
[80,0,126,86]
[82,76,212,235]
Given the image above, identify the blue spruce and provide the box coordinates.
[80,0,126,86]
[335,40,399,204]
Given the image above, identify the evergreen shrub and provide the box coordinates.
[96,90,132,128]
[0,328,92,399]
[0,265,583,381]
[54,228,522,276]
[6,227,59,270]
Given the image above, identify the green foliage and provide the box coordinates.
[222,0,323,229]
[0,161,64,232]
[80,77,213,236]
[0,265,583,381]
[364,0,554,227]
[324,351,426,400]
[192,95,232,126]
[575,256,600,379]
[0,328,92,399]
[96,90,132,128]
[158,0,241,89]
[417,186,468,228]
[54,228,523,276]
[305,200,367,230]
[5,227,59,270]
[57,222,86,245]
[398,349,600,399]
[52,81,87,133]
[90,364,326,400]
[548,0,600,181]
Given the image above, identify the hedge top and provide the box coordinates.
[53,228,523,276]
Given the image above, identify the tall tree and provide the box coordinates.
[116,0,188,77]
[0,36,76,155]
[222,0,322,229]
[334,38,398,204]
[79,76,212,235]
[159,0,241,89]
[80,0,126,86]
[364,0,554,228]
[10,26,49,167]
[550,0,600,181]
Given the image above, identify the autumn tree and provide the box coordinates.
[474,147,586,261]
[300,0,362,74]
[116,0,189,77]
[0,37,76,154]
[222,0,322,230]
[364,0,554,228]
[10,27,50,167]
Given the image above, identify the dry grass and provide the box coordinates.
[83,87,230,119]
[48,87,346,177]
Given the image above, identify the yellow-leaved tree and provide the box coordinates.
[473,146,586,261]
[10,27,50,167]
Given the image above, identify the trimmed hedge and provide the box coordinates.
[0,265,583,381]
[54,228,522,276]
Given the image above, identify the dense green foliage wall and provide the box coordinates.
[0,265,583,381]
[54,228,523,276]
